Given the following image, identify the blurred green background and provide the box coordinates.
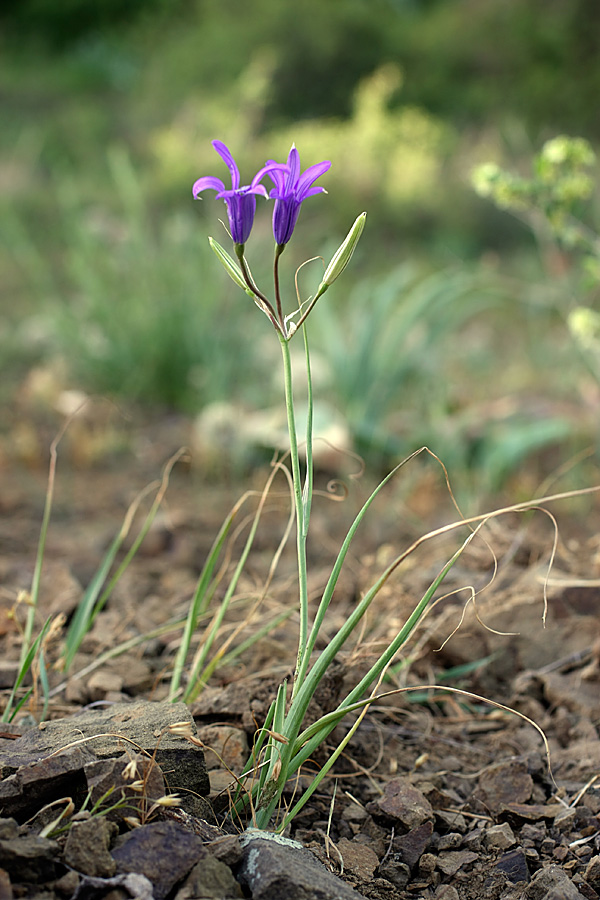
[1,0,599,502]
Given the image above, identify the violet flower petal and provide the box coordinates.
[266,146,331,245]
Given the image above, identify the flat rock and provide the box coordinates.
[239,833,367,900]
[112,820,206,900]
[0,700,209,820]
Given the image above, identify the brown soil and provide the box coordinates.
[1,402,600,899]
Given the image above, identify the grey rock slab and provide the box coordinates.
[0,700,209,820]
[0,699,205,778]
[238,833,367,900]
[112,820,205,900]
[0,746,91,820]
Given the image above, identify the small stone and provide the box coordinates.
[436,850,478,876]
[379,857,411,889]
[474,761,533,814]
[376,778,433,829]
[206,835,244,868]
[520,823,545,843]
[485,823,516,851]
[434,887,460,900]
[64,816,117,877]
[112,821,205,900]
[494,847,529,884]
[541,837,556,855]
[437,833,463,851]
[336,838,379,880]
[418,852,437,877]
[525,864,587,899]
[175,855,243,899]
[87,670,124,700]
[585,856,600,890]
[196,724,248,773]
[463,827,485,851]
[53,870,81,897]
[393,820,433,868]
[555,807,579,831]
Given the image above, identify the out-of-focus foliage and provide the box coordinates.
[3,0,600,137]
[474,135,600,394]
[473,137,597,250]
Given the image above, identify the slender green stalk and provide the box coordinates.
[278,334,310,690]
[20,421,69,669]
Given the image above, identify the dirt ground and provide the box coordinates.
[1,399,600,899]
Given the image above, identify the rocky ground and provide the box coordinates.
[1,404,600,899]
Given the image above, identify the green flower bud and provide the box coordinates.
[208,237,255,297]
[319,212,366,292]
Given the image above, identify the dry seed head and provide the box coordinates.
[154,794,182,808]
[122,759,139,780]
[168,721,195,738]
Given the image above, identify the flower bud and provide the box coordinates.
[208,237,255,296]
[319,212,366,291]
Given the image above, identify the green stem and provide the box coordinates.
[279,334,309,691]
[235,243,281,334]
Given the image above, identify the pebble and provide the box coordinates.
[485,823,516,851]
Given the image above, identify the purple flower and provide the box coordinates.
[193,140,283,246]
[266,145,331,246]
